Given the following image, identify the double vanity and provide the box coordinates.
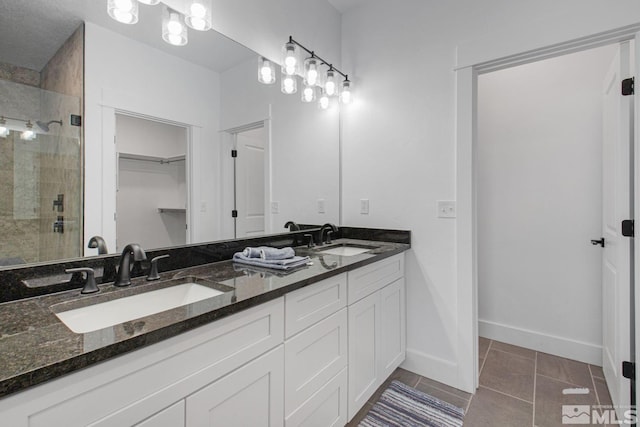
[0,227,410,426]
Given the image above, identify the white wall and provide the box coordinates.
[339,0,640,391]
[84,22,220,254]
[477,46,616,365]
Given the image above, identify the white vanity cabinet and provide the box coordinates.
[0,251,406,427]
[347,254,406,421]
[284,273,349,427]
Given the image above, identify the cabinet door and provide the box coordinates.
[285,368,348,427]
[136,401,185,427]
[347,291,380,420]
[186,346,284,427]
[379,278,406,381]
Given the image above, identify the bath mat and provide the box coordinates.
[359,380,464,427]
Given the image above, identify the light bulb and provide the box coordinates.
[301,85,315,103]
[108,0,139,24]
[138,0,159,4]
[325,70,336,96]
[258,57,276,84]
[304,57,318,86]
[185,0,212,31]
[162,7,188,46]
[340,80,352,104]
[282,42,298,75]
[281,73,297,94]
[319,93,329,110]
[0,122,7,138]
[21,122,36,141]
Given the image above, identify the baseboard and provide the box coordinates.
[479,319,602,366]
[401,348,462,390]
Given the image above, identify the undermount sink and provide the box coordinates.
[317,243,378,257]
[54,283,224,333]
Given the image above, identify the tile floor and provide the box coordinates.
[348,338,613,427]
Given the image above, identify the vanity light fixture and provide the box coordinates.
[258,57,276,85]
[162,6,188,46]
[281,71,297,94]
[107,0,139,25]
[185,0,212,31]
[0,117,8,138]
[260,36,352,108]
[20,121,36,141]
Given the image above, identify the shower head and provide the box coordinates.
[36,120,62,132]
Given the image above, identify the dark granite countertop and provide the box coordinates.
[0,238,409,398]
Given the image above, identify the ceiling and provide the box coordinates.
[0,0,254,73]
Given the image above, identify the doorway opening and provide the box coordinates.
[471,38,636,414]
[115,114,188,251]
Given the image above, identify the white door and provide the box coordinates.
[602,41,633,412]
[235,127,266,237]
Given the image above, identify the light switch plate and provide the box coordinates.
[271,201,280,214]
[317,199,326,214]
[437,200,456,218]
[360,199,369,215]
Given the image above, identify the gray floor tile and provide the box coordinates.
[537,352,593,387]
[346,402,372,426]
[534,374,597,427]
[414,380,469,411]
[464,386,532,427]
[418,376,472,401]
[389,367,421,387]
[590,364,605,379]
[480,349,535,402]
[491,340,536,360]
[593,377,613,406]
[479,336,491,359]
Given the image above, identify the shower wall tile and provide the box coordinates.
[0,62,40,88]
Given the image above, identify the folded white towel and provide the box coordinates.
[242,247,262,258]
[260,247,295,260]
[232,252,310,271]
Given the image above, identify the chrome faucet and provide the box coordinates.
[114,243,147,287]
[318,223,339,245]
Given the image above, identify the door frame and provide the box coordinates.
[455,25,640,393]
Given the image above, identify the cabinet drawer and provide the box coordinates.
[347,254,404,304]
[135,401,185,427]
[285,368,348,427]
[284,309,348,416]
[285,273,347,338]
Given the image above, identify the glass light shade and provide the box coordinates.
[138,0,159,4]
[301,85,316,103]
[108,0,139,24]
[21,122,36,141]
[162,7,188,46]
[0,118,7,138]
[325,69,337,96]
[318,90,330,110]
[282,42,298,75]
[303,57,319,86]
[258,57,276,84]
[185,0,212,31]
[340,80,352,104]
[281,72,297,94]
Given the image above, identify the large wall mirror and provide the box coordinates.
[0,0,340,268]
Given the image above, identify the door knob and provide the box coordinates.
[590,238,605,247]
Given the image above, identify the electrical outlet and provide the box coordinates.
[317,199,326,214]
[271,201,280,214]
[360,199,369,215]
[437,200,456,218]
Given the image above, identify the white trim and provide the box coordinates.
[456,23,640,393]
[401,349,458,389]
[479,319,602,366]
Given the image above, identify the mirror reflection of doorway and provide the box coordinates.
[115,114,188,251]
[233,124,266,238]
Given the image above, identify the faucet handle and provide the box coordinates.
[326,230,334,244]
[303,233,315,248]
[66,267,99,294]
[147,254,170,281]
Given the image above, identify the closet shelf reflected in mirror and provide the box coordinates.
[118,152,186,165]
